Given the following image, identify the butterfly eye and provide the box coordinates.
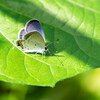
[45,46,48,50]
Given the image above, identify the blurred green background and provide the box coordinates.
[0,68,100,100]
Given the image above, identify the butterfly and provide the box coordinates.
[15,19,48,54]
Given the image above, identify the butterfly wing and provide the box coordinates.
[25,19,45,41]
[21,31,45,53]
[16,19,46,53]
[18,28,26,39]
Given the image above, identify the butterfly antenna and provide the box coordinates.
[46,40,59,47]
[45,40,59,56]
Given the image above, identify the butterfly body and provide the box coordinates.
[16,19,47,54]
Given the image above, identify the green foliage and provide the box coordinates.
[0,0,100,87]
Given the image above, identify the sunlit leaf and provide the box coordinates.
[0,0,100,87]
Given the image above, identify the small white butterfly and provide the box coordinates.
[15,19,48,54]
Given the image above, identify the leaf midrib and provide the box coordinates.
[0,31,51,66]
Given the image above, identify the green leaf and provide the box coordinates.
[0,0,100,87]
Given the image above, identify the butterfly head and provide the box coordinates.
[45,46,48,51]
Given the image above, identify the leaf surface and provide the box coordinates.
[0,0,100,87]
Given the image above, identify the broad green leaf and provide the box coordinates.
[0,0,100,87]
